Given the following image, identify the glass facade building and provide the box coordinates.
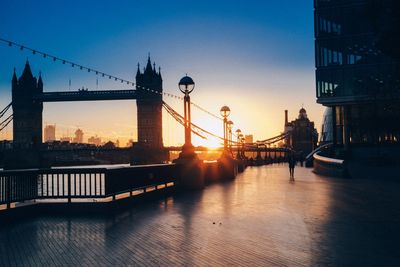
[319,107,333,144]
[314,0,400,147]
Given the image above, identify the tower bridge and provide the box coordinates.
[11,58,163,152]
[0,38,297,169]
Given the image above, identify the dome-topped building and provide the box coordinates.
[284,107,318,157]
[298,107,308,119]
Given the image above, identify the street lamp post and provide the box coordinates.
[218,105,237,180]
[176,75,204,190]
[179,75,195,155]
[220,106,230,151]
[240,134,245,158]
[227,120,234,152]
[235,129,241,158]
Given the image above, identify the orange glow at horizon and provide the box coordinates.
[0,88,323,148]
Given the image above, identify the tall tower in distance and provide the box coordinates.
[73,128,84,143]
[135,56,163,149]
[12,61,43,149]
[44,124,56,142]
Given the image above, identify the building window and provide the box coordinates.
[318,46,343,67]
[317,16,341,35]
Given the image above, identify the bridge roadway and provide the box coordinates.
[1,165,399,266]
[34,89,137,102]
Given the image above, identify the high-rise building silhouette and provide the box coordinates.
[135,56,163,149]
[314,0,400,148]
[44,124,56,142]
[73,128,84,143]
[12,61,43,148]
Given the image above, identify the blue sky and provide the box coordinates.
[0,0,323,146]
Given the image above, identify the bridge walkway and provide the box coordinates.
[1,165,399,266]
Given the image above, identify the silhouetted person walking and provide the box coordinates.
[288,154,296,180]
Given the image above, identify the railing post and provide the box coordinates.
[6,176,10,209]
[67,173,71,203]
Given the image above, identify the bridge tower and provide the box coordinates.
[135,56,163,149]
[11,61,43,149]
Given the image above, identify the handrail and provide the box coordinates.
[313,151,344,164]
[305,143,333,161]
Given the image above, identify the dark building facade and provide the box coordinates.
[135,56,163,149]
[284,108,318,156]
[314,0,400,148]
[12,61,43,149]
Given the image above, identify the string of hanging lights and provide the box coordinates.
[0,37,223,121]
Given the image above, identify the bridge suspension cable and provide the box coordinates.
[163,101,224,142]
[0,102,12,118]
[0,114,13,132]
[0,102,13,132]
[163,100,289,149]
[256,132,291,146]
[164,98,289,148]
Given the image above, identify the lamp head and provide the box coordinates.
[179,75,195,94]
[220,105,231,118]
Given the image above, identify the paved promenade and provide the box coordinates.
[1,165,400,266]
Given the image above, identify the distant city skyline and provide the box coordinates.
[0,0,324,147]
[43,124,123,146]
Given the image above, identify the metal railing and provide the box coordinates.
[0,164,179,210]
[38,169,106,200]
[0,170,38,208]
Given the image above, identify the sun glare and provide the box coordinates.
[191,118,224,149]
[204,138,223,149]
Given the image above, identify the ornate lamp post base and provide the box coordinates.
[178,143,197,159]
[175,144,204,190]
[174,75,204,190]
[218,150,238,180]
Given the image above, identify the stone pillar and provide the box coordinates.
[218,152,238,180]
[175,154,204,190]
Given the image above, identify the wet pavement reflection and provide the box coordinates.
[1,165,399,266]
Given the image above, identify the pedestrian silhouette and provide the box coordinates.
[288,153,296,180]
